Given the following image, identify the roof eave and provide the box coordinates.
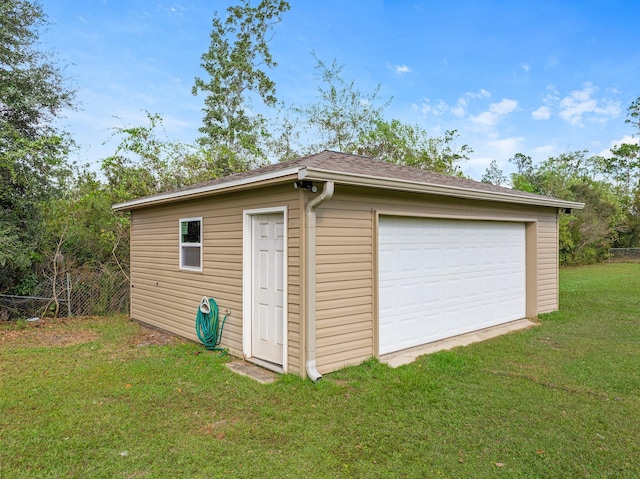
[299,167,585,210]
[112,167,302,211]
[112,163,585,212]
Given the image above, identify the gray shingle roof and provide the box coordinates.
[114,150,583,210]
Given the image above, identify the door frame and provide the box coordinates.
[242,206,288,372]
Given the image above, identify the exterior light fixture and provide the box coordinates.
[293,181,318,193]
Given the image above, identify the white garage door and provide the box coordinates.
[378,216,526,355]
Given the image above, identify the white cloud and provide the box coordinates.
[557,83,621,126]
[447,89,491,117]
[387,63,412,75]
[471,111,497,126]
[470,98,518,126]
[412,89,502,122]
[491,98,518,115]
[429,100,448,116]
[159,2,187,17]
[530,85,559,121]
[521,63,530,73]
[543,85,560,102]
[451,99,466,117]
[467,155,494,170]
[532,106,551,120]
[468,89,491,100]
[487,137,524,157]
[558,98,592,124]
[412,98,448,116]
[532,145,555,157]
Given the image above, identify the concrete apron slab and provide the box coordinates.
[380,318,537,368]
[225,360,278,384]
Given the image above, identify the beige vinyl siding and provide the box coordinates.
[286,193,303,374]
[536,213,559,313]
[313,186,559,374]
[129,184,302,374]
[314,200,374,373]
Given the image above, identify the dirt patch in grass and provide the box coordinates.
[0,317,102,348]
[0,316,185,349]
[129,324,185,347]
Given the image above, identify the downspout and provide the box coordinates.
[305,181,334,382]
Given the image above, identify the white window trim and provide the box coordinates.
[179,217,203,272]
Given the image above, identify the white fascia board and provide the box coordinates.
[299,167,584,210]
[112,167,301,211]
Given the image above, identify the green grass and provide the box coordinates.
[1,263,639,478]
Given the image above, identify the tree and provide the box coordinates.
[193,0,289,173]
[296,54,389,154]
[605,99,640,204]
[533,150,604,199]
[507,149,626,263]
[265,106,301,161]
[101,112,227,202]
[357,120,470,175]
[481,159,506,186]
[626,96,640,137]
[561,183,621,264]
[509,152,533,175]
[605,143,640,202]
[508,153,537,192]
[274,55,470,174]
[0,0,76,293]
[605,97,640,247]
[0,1,75,139]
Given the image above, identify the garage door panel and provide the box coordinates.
[423,279,443,304]
[378,249,395,277]
[444,247,462,270]
[424,248,441,270]
[463,247,481,268]
[462,274,482,299]
[400,248,421,273]
[443,277,462,301]
[379,216,526,355]
[400,281,420,310]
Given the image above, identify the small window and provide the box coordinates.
[179,217,202,271]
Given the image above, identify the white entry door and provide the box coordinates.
[251,213,285,365]
[378,216,526,355]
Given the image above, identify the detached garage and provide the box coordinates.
[114,151,583,380]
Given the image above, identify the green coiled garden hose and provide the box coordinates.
[195,297,228,355]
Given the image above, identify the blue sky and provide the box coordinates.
[42,0,640,180]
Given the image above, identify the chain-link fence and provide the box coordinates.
[608,248,640,262]
[0,268,129,321]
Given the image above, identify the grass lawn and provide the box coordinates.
[1,263,639,478]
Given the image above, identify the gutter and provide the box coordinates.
[305,181,335,382]
[299,167,584,210]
